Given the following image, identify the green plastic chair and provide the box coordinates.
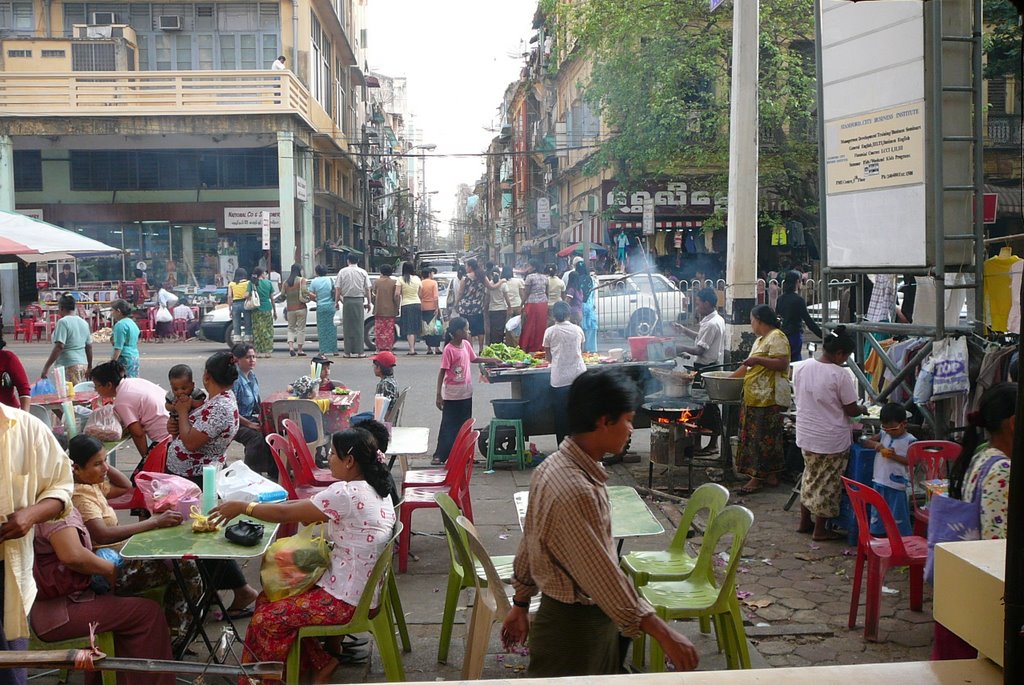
[486,419,526,470]
[621,482,730,587]
[457,515,515,680]
[435,492,515,664]
[30,628,117,685]
[285,523,406,683]
[635,505,754,672]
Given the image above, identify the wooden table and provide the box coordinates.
[121,517,278,659]
[514,485,664,554]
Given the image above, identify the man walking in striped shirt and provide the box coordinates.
[501,369,699,675]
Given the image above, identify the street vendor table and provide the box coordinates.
[120,517,278,659]
[260,389,361,435]
[31,390,99,408]
[485,361,674,438]
[514,485,664,554]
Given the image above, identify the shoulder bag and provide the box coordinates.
[244,281,260,311]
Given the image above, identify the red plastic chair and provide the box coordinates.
[906,440,961,536]
[172,319,189,340]
[401,418,475,491]
[266,433,303,537]
[842,477,927,642]
[138,317,155,343]
[397,430,478,573]
[282,418,337,486]
[108,438,171,511]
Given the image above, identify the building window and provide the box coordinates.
[13,150,42,191]
[72,43,115,70]
[70,148,279,190]
[41,49,66,57]
[0,2,34,33]
[6,49,29,57]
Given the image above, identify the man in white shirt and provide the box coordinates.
[0,405,73,685]
[271,55,287,71]
[544,302,587,445]
[172,298,198,338]
[335,254,372,357]
[674,288,725,455]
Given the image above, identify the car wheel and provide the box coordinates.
[364,318,377,352]
[223,325,233,346]
[628,309,659,337]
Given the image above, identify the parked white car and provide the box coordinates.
[593,273,687,337]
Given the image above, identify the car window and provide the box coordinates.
[597,277,637,297]
[632,275,676,294]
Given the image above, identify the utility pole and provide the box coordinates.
[724,0,759,357]
[581,208,591,274]
[361,130,371,271]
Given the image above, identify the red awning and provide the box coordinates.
[557,243,607,258]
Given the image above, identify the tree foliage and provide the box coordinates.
[541,0,818,209]
[985,0,1022,80]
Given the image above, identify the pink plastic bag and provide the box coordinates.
[135,472,201,514]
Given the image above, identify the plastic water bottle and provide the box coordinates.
[256,490,288,504]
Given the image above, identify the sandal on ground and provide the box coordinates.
[812,530,846,542]
[297,351,307,356]
[225,607,254,619]
[290,350,297,357]
[736,481,763,495]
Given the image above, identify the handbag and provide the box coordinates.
[244,282,260,311]
[225,520,265,547]
[260,523,332,601]
[924,454,1003,582]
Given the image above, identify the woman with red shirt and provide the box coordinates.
[0,332,31,411]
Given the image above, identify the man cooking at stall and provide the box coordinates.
[673,287,725,455]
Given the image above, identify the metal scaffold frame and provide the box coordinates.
[813,0,986,437]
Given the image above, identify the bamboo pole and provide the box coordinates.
[0,651,282,680]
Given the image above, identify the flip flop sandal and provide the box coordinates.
[736,483,763,495]
[225,607,254,619]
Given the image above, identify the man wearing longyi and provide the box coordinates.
[500,368,699,676]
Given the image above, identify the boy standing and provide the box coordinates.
[432,317,500,465]
[862,402,916,535]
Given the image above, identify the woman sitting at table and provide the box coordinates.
[0,329,31,411]
[40,294,93,386]
[30,508,175,685]
[209,422,396,684]
[91,360,169,458]
[166,351,259,618]
[68,434,201,640]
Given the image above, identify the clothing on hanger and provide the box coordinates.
[983,248,1021,332]
[1008,261,1023,333]
[866,274,897,323]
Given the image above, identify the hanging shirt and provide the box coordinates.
[1007,260,1023,333]
[865,274,897,323]
[983,251,1021,332]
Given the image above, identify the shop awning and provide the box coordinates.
[985,183,1023,218]
[569,216,604,244]
[557,243,608,258]
[0,210,121,263]
[329,245,364,256]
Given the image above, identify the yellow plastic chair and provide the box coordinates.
[621,482,730,587]
[457,515,515,680]
[284,523,406,683]
[434,492,514,664]
[30,629,117,685]
[635,505,754,671]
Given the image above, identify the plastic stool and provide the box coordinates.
[486,419,526,470]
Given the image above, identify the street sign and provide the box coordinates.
[642,198,655,235]
[261,211,271,250]
[295,176,308,202]
[536,198,551,231]
[463,233,471,250]
[710,0,727,11]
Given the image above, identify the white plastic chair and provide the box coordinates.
[270,398,329,458]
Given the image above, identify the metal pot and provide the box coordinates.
[701,371,744,402]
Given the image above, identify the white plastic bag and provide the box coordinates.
[155,305,173,323]
[930,336,969,399]
[84,404,123,441]
[217,461,287,503]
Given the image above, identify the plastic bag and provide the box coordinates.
[260,524,331,601]
[31,378,55,397]
[135,472,202,514]
[84,404,123,441]
[217,461,287,503]
[931,336,969,398]
[155,305,173,323]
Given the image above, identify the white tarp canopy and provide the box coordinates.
[0,210,121,262]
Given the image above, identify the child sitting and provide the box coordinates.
[312,355,339,391]
[164,364,207,429]
[348,352,399,426]
[862,402,916,536]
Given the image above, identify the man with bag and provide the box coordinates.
[0,403,74,685]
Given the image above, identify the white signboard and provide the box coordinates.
[16,208,43,220]
[261,211,271,250]
[224,207,281,230]
[642,198,655,236]
[295,176,308,202]
[821,0,926,268]
[536,198,551,232]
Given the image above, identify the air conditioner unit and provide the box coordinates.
[157,15,181,30]
[91,12,116,25]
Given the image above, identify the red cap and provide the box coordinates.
[371,351,397,369]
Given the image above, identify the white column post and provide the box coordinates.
[724,0,760,356]
[299,147,315,275]
[277,131,298,272]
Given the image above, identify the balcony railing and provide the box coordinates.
[0,70,313,125]
[986,114,1022,147]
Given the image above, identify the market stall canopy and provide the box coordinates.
[557,242,608,258]
[0,210,121,262]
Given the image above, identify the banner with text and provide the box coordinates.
[224,207,281,230]
[825,101,924,194]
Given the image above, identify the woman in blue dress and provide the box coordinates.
[110,299,141,377]
[308,264,339,355]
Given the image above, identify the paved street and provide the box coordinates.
[10,337,934,681]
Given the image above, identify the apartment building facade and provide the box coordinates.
[0,0,372,294]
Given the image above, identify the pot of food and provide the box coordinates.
[701,370,744,402]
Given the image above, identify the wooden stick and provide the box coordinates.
[0,651,282,679]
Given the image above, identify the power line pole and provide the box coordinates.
[724,0,759,357]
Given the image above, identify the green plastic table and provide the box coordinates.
[121,517,278,658]
[514,485,664,553]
